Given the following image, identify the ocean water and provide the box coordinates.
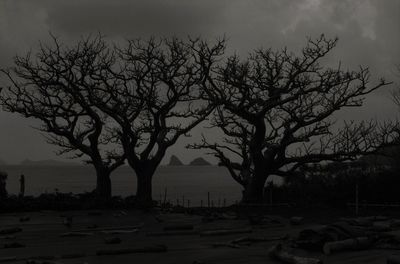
[1,165,243,206]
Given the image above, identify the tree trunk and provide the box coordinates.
[242,176,267,203]
[135,172,153,207]
[95,170,112,200]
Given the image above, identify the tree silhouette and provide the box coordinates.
[89,37,225,206]
[190,35,397,203]
[0,36,125,199]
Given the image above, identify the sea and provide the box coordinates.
[1,165,244,206]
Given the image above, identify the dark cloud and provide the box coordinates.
[44,0,228,37]
[0,0,399,163]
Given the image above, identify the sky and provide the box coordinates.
[0,0,399,164]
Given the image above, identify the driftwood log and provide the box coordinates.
[19,216,30,222]
[253,223,286,229]
[26,261,62,264]
[388,255,400,264]
[231,235,288,244]
[163,224,194,231]
[60,232,93,237]
[212,242,240,248]
[290,217,304,225]
[104,237,122,244]
[269,244,323,264]
[59,253,86,259]
[96,245,167,255]
[0,228,22,235]
[147,230,198,236]
[212,235,288,248]
[0,235,16,240]
[200,228,252,236]
[0,256,17,262]
[101,229,139,235]
[4,242,25,248]
[72,224,143,233]
[323,237,371,255]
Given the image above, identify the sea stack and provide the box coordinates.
[189,157,211,166]
[168,155,184,166]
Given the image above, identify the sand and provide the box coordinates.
[0,209,398,263]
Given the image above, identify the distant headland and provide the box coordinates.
[188,157,211,166]
[168,155,184,166]
[167,155,212,166]
[20,159,79,167]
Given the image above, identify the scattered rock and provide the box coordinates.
[0,235,16,240]
[101,229,139,235]
[88,211,102,216]
[4,242,25,248]
[0,256,17,262]
[60,253,86,259]
[96,245,167,255]
[269,244,322,264]
[86,224,98,229]
[290,217,304,225]
[0,228,22,235]
[60,232,93,237]
[323,237,371,255]
[147,230,198,236]
[163,224,194,231]
[104,237,122,244]
[388,255,400,264]
[200,228,252,236]
[19,216,30,222]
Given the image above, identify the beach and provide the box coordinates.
[1,208,399,263]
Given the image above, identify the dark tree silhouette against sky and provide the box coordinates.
[88,37,225,206]
[190,35,397,203]
[0,36,125,199]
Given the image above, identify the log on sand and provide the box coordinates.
[96,245,167,255]
[4,242,25,248]
[0,236,16,240]
[26,261,63,264]
[323,237,371,255]
[100,229,139,235]
[231,235,288,244]
[59,253,86,259]
[212,242,240,249]
[72,224,143,233]
[290,217,304,225]
[269,244,323,264]
[200,228,252,236]
[388,255,400,264]
[212,235,287,249]
[163,224,194,231]
[147,230,198,236]
[0,256,17,262]
[60,232,93,237]
[0,228,22,235]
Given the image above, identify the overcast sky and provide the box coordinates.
[0,0,399,164]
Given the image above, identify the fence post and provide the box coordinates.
[355,183,359,216]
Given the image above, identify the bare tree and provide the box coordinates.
[190,35,397,203]
[0,36,125,200]
[391,64,400,106]
[87,37,225,206]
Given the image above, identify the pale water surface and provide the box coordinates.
[1,165,244,205]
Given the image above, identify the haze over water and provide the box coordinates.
[1,165,245,206]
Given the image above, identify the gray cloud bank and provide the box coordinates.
[0,0,399,164]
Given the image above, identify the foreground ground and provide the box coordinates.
[0,208,399,263]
